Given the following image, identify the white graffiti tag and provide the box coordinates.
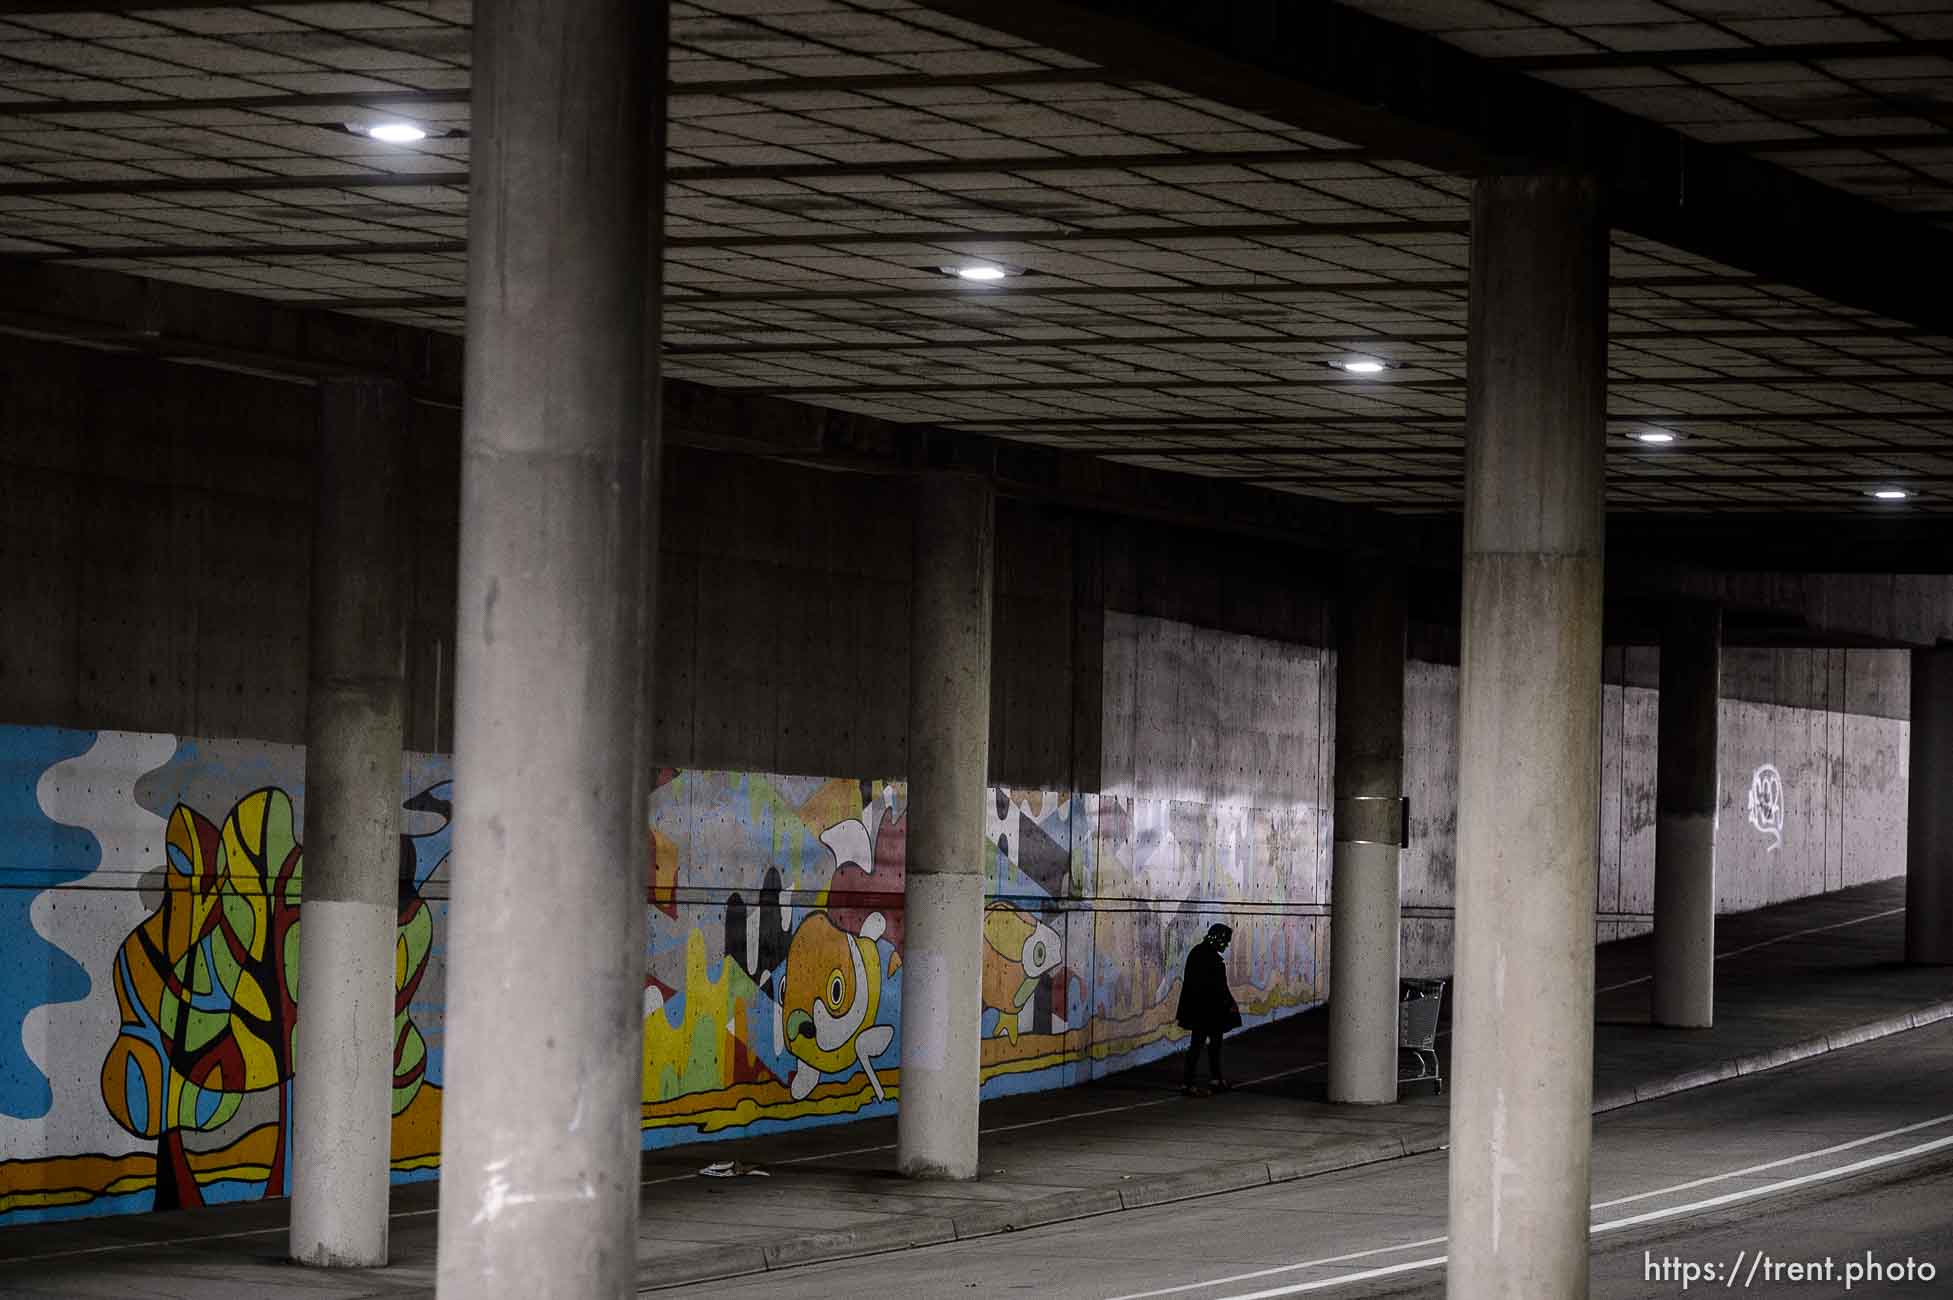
[1747,764,1784,852]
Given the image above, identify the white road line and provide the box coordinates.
[1208,1133,1953,1299]
[1219,1252,1450,1299]
[1107,1110,1953,1300]
[1,1222,295,1264]
[1595,907,1902,994]
[1591,1109,1953,1210]
[1207,1134,1953,1299]
[1102,1237,1450,1300]
[1593,1132,1953,1235]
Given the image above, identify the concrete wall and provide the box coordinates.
[0,330,1912,1225]
[0,721,1323,1225]
[0,325,1340,1223]
[651,452,1098,790]
[1402,647,1910,975]
[1095,612,1334,1068]
[0,628,1912,1226]
[0,588,1336,1227]
[0,338,459,754]
[0,335,1093,790]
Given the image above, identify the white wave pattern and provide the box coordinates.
[1,731,179,1161]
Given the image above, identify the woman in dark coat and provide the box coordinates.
[1176,923,1241,1095]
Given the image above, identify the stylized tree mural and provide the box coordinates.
[391,890,433,1111]
[100,788,434,1210]
[100,791,300,1209]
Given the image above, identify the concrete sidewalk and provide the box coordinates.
[2,878,1948,1299]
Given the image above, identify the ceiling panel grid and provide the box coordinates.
[0,0,1949,513]
[1331,0,1953,227]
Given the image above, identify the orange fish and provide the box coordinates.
[981,903,1063,1044]
[781,911,893,1101]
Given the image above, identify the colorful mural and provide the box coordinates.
[98,788,437,1210]
[634,772,1325,1140]
[1,726,1326,1227]
[0,729,451,1225]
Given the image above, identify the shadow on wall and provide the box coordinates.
[0,728,1324,1226]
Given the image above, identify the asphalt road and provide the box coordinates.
[663,1018,1953,1299]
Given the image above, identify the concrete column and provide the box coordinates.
[1908,647,1953,964]
[1447,174,1608,1300]
[1328,562,1407,1104]
[897,473,993,1180]
[435,1,666,1296]
[290,377,406,1268]
[1654,604,1721,1026]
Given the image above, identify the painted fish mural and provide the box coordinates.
[780,911,894,1102]
[981,902,1063,1044]
[5,734,1327,1228]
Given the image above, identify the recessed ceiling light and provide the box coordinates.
[1633,429,1678,444]
[348,120,430,144]
[1869,488,1912,500]
[1329,358,1392,375]
[938,263,1021,282]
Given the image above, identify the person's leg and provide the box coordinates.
[1209,1033,1227,1088]
[1183,1032,1204,1088]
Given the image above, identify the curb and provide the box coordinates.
[950,1186,1125,1238]
[1594,996,1953,1114]
[645,1244,769,1290]
[763,1215,957,1270]
[638,998,1953,1293]
[636,1131,1435,1292]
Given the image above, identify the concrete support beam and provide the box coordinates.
[897,473,994,1181]
[1328,562,1407,1105]
[1448,174,1608,1300]
[1908,647,1953,965]
[1654,603,1721,1026]
[435,1,667,1295]
[290,377,406,1268]
[922,1,1953,336]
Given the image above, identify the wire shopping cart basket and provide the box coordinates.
[1398,977,1446,1094]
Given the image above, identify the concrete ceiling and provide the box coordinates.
[1,0,1950,515]
[1333,0,1953,222]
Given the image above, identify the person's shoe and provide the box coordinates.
[1211,1078,1234,1092]
[1181,1085,1210,1097]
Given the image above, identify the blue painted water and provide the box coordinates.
[0,727,100,1120]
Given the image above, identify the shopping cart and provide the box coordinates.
[1398,978,1446,1093]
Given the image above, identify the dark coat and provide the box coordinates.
[1175,942,1241,1033]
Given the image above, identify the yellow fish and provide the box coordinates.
[781,911,893,1101]
[981,903,1063,1044]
